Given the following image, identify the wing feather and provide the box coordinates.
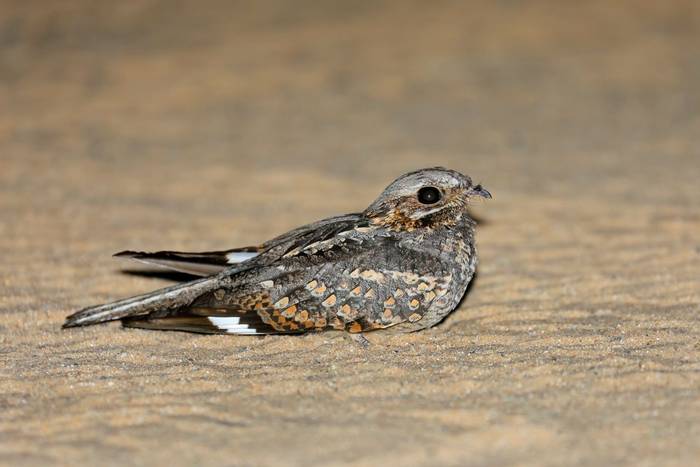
[114,247,260,276]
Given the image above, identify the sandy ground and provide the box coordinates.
[1,1,699,466]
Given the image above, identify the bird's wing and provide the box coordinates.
[65,213,377,330]
[113,214,368,277]
[114,247,260,276]
[119,213,399,335]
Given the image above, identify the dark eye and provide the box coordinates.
[417,186,441,204]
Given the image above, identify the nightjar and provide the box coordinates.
[64,167,491,341]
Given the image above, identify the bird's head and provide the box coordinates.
[364,167,490,230]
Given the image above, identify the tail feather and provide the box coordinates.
[63,276,218,328]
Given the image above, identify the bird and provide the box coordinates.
[63,167,491,343]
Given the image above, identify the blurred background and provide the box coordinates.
[1,1,699,466]
[4,1,697,224]
[3,0,698,261]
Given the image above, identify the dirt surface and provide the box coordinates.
[1,1,699,466]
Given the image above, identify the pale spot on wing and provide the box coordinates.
[392,271,419,284]
[311,283,327,297]
[359,269,385,283]
[225,251,259,263]
[282,305,297,318]
[322,294,337,307]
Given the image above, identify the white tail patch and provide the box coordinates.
[208,317,258,334]
[225,251,259,264]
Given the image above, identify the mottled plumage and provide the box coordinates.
[64,168,491,339]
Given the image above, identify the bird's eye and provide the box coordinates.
[417,186,441,204]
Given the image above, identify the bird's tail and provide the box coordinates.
[63,276,219,328]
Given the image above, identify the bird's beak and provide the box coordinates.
[470,184,492,199]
